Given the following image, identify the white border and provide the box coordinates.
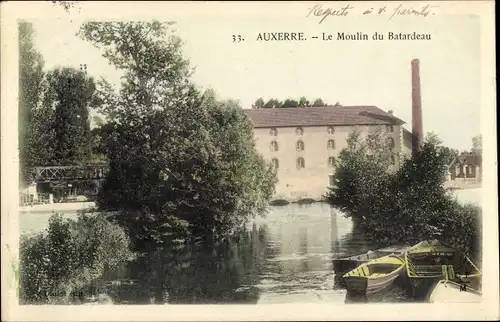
[1,1,498,321]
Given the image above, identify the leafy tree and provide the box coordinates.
[79,21,276,250]
[311,98,326,107]
[253,98,264,109]
[263,98,282,108]
[19,22,49,184]
[327,127,394,219]
[45,67,96,165]
[298,97,310,107]
[471,135,482,154]
[282,99,299,108]
[326,129,480,254]
[425,132,458,166]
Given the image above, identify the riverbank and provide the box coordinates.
[19,201,96,214]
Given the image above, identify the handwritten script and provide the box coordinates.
[306,3,439,23]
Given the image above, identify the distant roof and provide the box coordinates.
[244,106,405,128]
[449,152,482,168]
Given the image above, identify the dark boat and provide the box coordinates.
[404,240,481,298]
[333,244,409,277]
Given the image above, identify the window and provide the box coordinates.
[388,137,395,149]
[270,128,278,136]
[296,157,305,169]
[295,127,303,136]
[327,126,335,134]
[391,155,396,164]
[327,139,336,150]
[329,175,335,187]
[386,125,394,133]
[328,156,336,167]
[270,141,279,152]
[271,158,279,169]
[296,140,304,151]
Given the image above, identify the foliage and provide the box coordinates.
[254,97,327,108]
[51,1,78,12]
[327,130,481,255]
[19,214,134,304]
[19,22,102,185]
[252,98,265,109]
[298,96,310,107]
[19,21,49,184]
[45,67,96,165]
[311,98,326,107]
[79,21,276,250]
[326,127,395,217]
[471,135,482,154]
[425,132,458,166]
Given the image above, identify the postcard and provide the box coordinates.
[1,1,498,321]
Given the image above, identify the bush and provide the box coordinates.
[19,213,134,304]
[326,130,481,256]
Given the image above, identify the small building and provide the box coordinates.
[244,105,410,201]
[448,152,482,181]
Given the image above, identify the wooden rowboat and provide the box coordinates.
[405,240,481,298]
[333,244,408,277]
[343,254,406,295]
[429,280,482,303]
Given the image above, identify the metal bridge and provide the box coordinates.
[32,165,110,183]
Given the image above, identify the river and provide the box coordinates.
[19,188,481,304]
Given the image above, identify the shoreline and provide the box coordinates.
[19,201,97,214]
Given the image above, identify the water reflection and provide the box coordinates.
[102,203,413,304]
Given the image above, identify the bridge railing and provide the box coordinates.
[32,165,110,182]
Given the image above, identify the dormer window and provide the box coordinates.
[327,126,335,134]
[270,128,278,136]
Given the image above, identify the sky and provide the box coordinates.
[27,2,481,151]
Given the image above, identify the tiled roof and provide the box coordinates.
[451,152,482,167]
[243,105,405,128]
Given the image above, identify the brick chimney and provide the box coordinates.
[411,59,423,154]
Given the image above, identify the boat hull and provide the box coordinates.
[345,273,402,295]
[407,277,440,299]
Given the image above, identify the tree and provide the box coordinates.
[327,127,394,219]
[46,67,96,165]
[252,98,264,109]
[282,99,299,108]
[298,97,309,107]
[326,129,480,253]
[263,98,282,108]
[425,132,458,166]
[311,98,326,107]
[471,135,482,154]
[19,22,48,184]
[79,21,276,250]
